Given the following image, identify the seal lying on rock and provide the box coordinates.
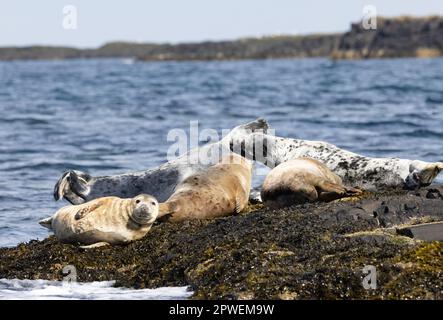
[236,132,443,190]
[158,154,252,222]
[39,194,159,248]
[261,157,362,208]
[53,119,268,205]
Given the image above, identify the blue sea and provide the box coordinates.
[0,57,442,298]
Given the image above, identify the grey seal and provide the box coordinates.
[236,131,443,190]
[54,119,268,205]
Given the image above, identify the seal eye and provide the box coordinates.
[135,199,141,204]
[151,201,156,206]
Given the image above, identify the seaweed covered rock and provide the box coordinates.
[0,185,442,299]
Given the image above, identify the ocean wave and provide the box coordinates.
[364,84,442,94]
[2,162,123,172]
[293,118,421,128]
[332,97,373,105]
[0,117,51,125]
[0,279,192,300]
[0,195,25,202]
[425,96,443,104]
[388,129,443,138]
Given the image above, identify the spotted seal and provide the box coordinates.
[236,132,443,190]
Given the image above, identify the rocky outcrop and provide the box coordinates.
[1,185,442,299]
[135,35,340,61]
[1,16,442,61]
[0,46,84,61]
[331,16,443,59]
[0,35,340,61]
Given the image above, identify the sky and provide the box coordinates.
[1,0,443,48]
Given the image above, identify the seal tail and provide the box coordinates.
[38,217,53,230]
[53,170,91,202]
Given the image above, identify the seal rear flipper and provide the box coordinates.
[53,171,70,201]
[53,170,92,204]
[38,217,53,229]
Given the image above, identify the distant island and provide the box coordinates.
[1,16,442,61]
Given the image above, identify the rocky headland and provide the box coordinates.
[0,16,442,61]
[1,185,442,299]
[331,16,443,59]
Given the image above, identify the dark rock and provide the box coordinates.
[426,188,443,199]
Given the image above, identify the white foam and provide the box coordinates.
[0,279,192,300]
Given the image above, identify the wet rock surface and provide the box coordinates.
[1,185,442,299]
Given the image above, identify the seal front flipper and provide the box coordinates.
[79,242,110,249]
[54,170,92,204]
[74,201,104,220]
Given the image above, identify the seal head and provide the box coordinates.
[406,161,443,189]
[130,194,159,226]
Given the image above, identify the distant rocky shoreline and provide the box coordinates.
[1,185,442,299]
[1,16,442,62]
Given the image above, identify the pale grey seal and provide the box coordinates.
[235,131,443,190]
